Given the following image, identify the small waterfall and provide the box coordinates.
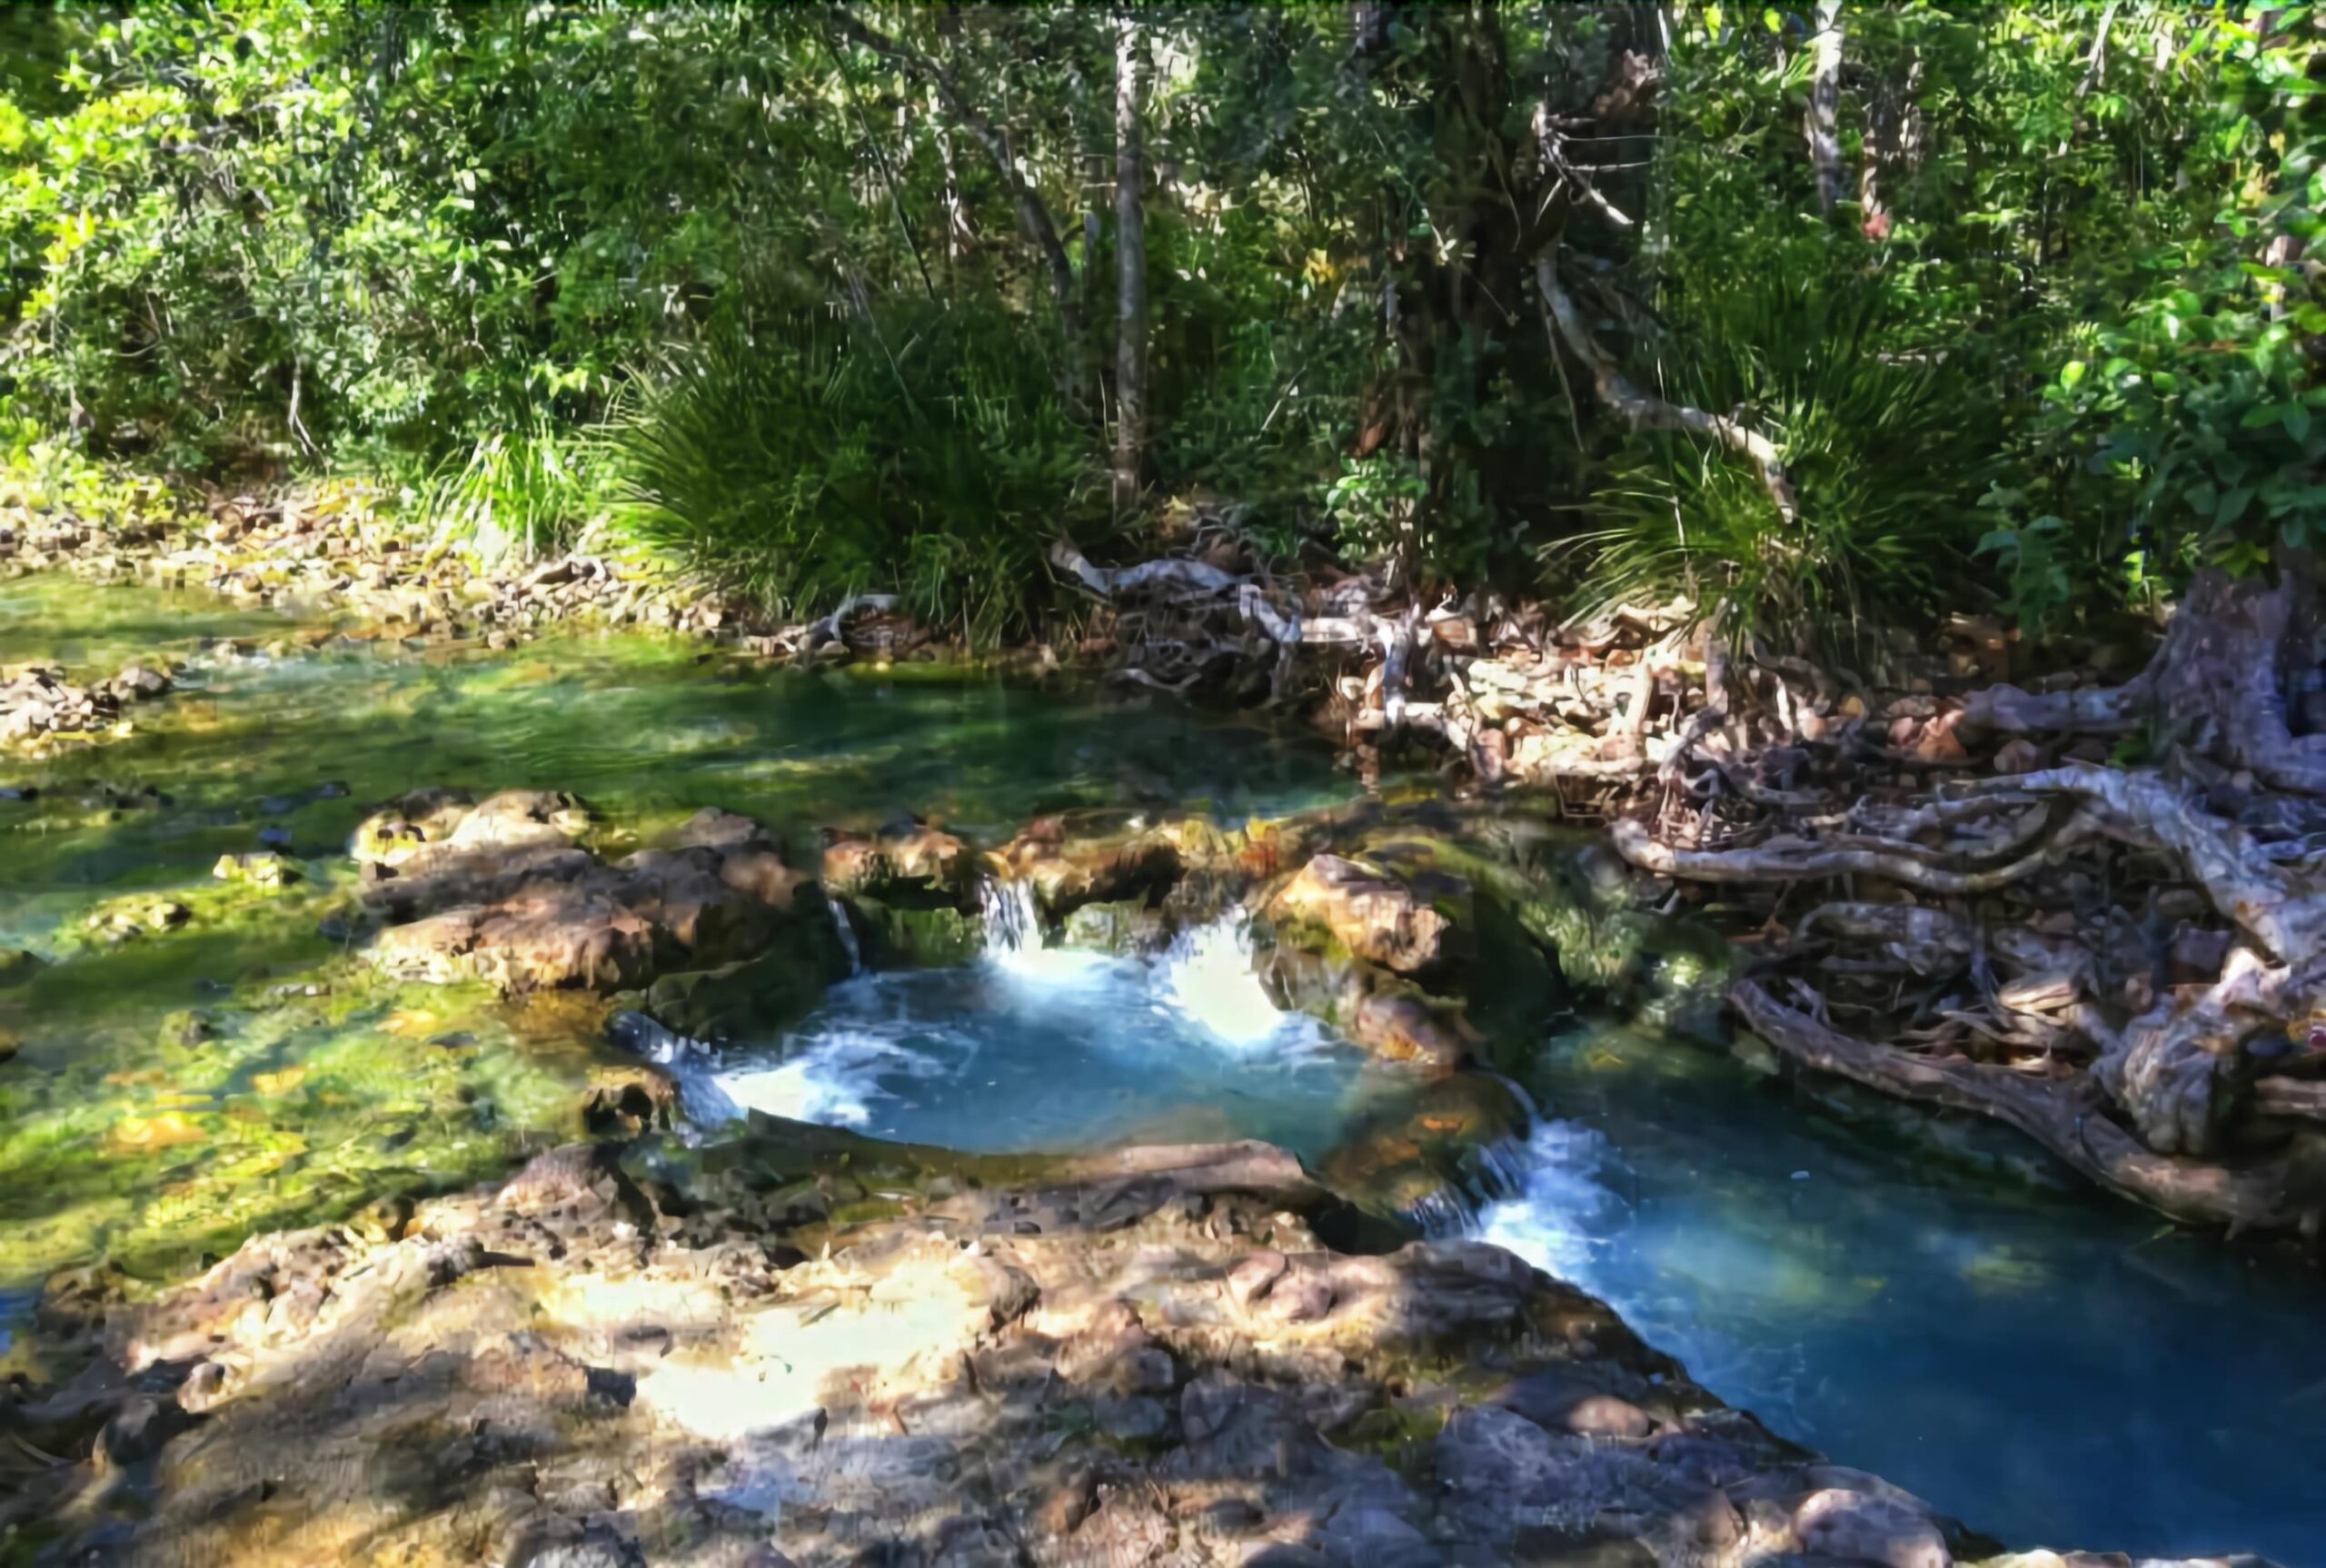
[1405,1185,1478,1239]
[1398,1131,1539,1238]
[826,893,862,977]
[1157,917,1307,1051]
[977,875,1041,953]
[1476,1118,1625,1292]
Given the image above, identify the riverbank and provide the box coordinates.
[9,476,2326,1245]
[2,569,2322,1556]
[0,1124,2291,1568]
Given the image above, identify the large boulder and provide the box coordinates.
[820,819,971,905]
[1269,853,1455,976]
[357,797,821,993]
[14,1131,2126,1568]
[989,811,1220,918]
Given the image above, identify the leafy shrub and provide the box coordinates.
[1560,268,2001,660]
[604,299,1097,646]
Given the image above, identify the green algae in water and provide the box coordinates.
[0,575,1353,1289]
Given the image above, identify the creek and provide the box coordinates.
[2,577,2322,1563]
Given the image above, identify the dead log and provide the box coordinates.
[1049,540,1242,600]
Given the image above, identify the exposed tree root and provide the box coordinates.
[1963,567,2326,796]
[1615,640,2326,1237]
[1609,809,2095,895]
[1734,981,2321,1236]
[1949,763,2326,962]
[1041,483,2325,1242]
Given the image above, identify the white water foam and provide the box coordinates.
[1473,1116,1814,1428]
[976,876,1119,987]
[674,903,1346,1148]
[1474,1117,1628,1296]
[1156,917,1314,1053]
[711,1024,949,1127]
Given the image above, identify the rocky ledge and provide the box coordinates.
[4,484,875,654]
[4,1126,2264,1568]
[346,789,840,997]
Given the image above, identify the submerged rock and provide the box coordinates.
[0,660,175,753]
[81,896,194,943]
[7,1127,2247,1567]
[212,850,301,888]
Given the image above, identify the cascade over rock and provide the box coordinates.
[5,1127,2272,1567]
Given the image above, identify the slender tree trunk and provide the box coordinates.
[1112,8,1149,516]
[1856,47,1919,239]
[1806,0,1844,216]
[829,9,1090,414]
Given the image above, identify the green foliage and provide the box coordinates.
[605,300,1095,646]
[0,0,2315,637]
[1569,270,1998,658]
[1972,495,2079,630]
[2032,8,2326,580]
[417,419,609,564]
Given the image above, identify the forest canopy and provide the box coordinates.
[0,1,2318,650]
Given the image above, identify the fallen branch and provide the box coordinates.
[1049,539,1242,600]
[1536,256,1798,524]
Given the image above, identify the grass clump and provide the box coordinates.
[1560,269,2001,662]
[604,299,1098,648]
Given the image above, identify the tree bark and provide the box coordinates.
[1805,1,1845,216]
[1963,564,2326,795]
[1112,8,1149,516]
[2146,562,2326,796]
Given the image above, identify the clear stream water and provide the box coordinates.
[2,578,2322,1563]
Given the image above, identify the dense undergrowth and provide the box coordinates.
[0,3,2318,652]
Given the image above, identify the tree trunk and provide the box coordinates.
[829,9,1091,414]
[1805,0,1844,216]
[1962,560,2326,795]
[1112,8,1149,517]
[2146,561,2326,795]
